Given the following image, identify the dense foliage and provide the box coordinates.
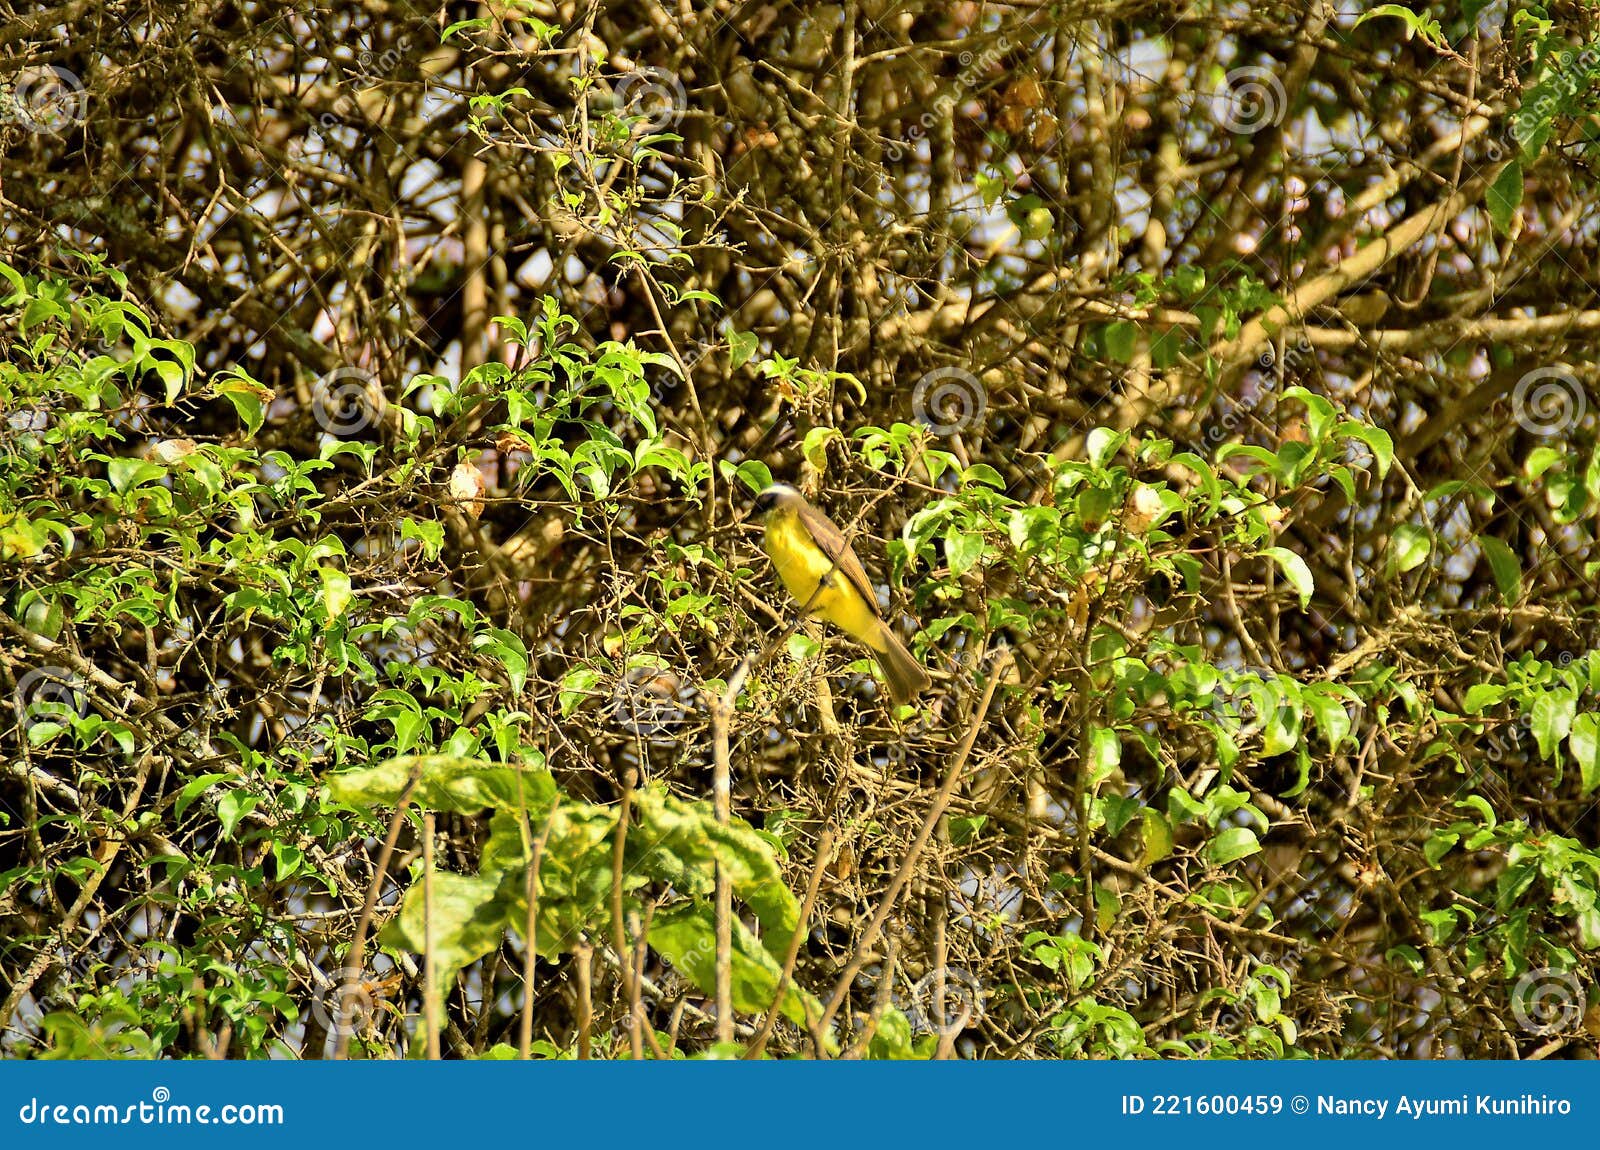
[1,0,1598,1059]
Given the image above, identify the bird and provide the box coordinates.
[750,483,931,706]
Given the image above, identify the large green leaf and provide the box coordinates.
[1477,535,1522,605]
[628,788,800,949]
[380,871,510,1011]
[481,806,623,958]
[1202,826,1262,866]
[326,755,556,816]
[646,902,825,1037]
[1387,524,1432,577]
[1570,712,1600,796]
[1530,692,1577,760]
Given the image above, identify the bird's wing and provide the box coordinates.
[794,501,884,619]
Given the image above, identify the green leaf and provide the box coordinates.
[1424,831,1459,868]
[216,790,258,840]
[1336,422,1394,479]
[108,458,166,494]
[400,517,446,561]
[1102,322,1137,363]
[722,458,774,495]
[1386,945,1425,974]
[380,871,511,1011]
[1261,546,1314,608]
[175,772,232,821]
[950,815,987,845]
[1202,826,1261,866]
[1531,691,1577,760]
[216,384,266,437]
[1524,446,1565,480]
[1486,161,1523,237]
[647,903,826,1035]
[1570,712,1600,795]
[1387,523,1432,576]
[629,788,800,946]
[1303,686,1353,749]
[728,330,759,369]
[1086,427,1126,470]
[1462,683,1506,714]
[1086,725,1121,786]
[317,566,352,624]
[326,756,557,816]
[1141,810,1174,865]
[945,530,985,576]
[1477,535,1521,605]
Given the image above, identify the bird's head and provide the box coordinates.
[752,483,801,518]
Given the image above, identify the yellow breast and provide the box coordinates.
[763,509,883,647]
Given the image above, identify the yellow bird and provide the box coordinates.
[751,484,931,706]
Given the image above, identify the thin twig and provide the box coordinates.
[334,762,422,1059]
[611,769,643,1059]
[817,649,1011,1037]
[744,826,835,1059]
[423,810,440,1060]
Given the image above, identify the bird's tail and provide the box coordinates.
[871,620,931,706]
